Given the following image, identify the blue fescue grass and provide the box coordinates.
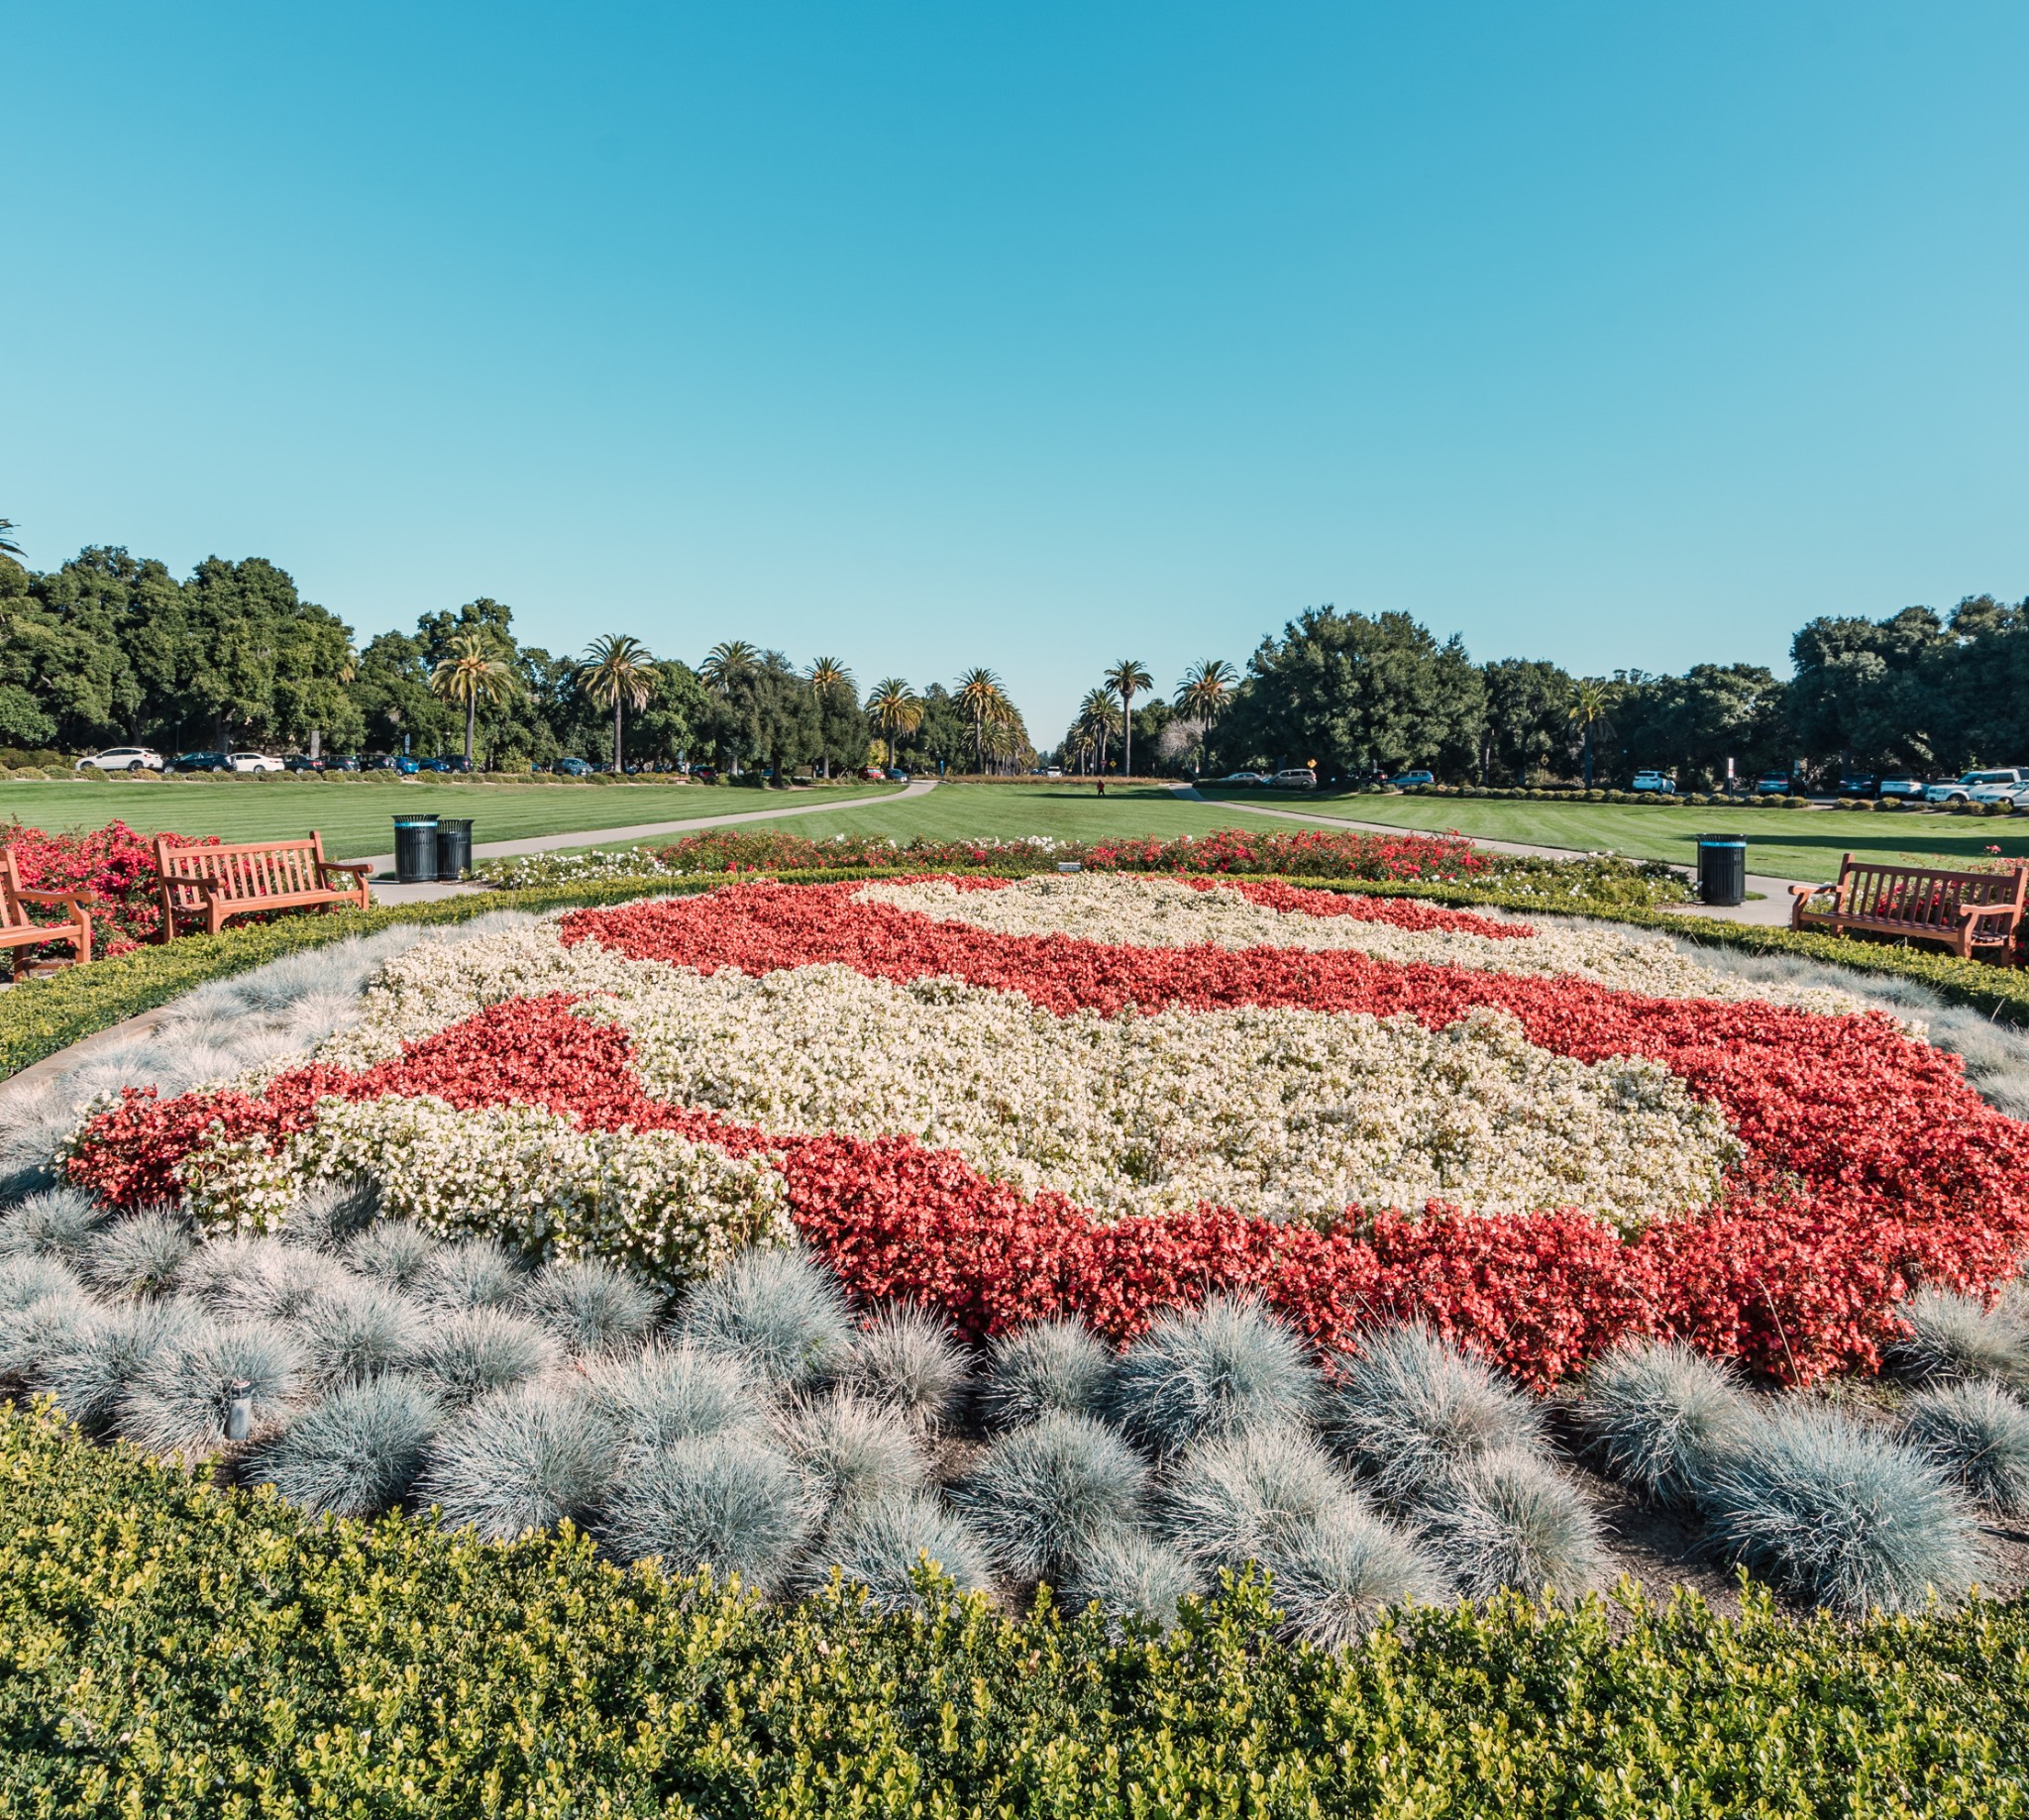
[0,1187,110,1263]
[1412,1446,1604,1600]
[29,1299,203,1431]
[953,1412,1149,1580]
[1107,1296,1318,1460]
[414,1236,528,1312]
[517,1257,660,1357]
[418,1380,616,1542]
[291,1280,428,1390]
[1157,1428,1364,1570]
[253,1376,445,1518]
[340,1220,444,1293]
[774,1390,926,1518]
[835,1301,969,1433]
[1056,1526,1205,1635]
[406,1308,563,1408]
[78,1208,194,1300]
[1698,1405,1984,1614]
[1898,1380,2029,1513]
[1574,1340,1752,1504]
[600,1434,816,1595]
[115,1313,304,1459]
[809,1491,996,1612]
[179,1234,351,1323]
[979,1318,1116,1431]
[671,1247,854,1394]
[1895,1287,2029,1392]
[571,1343,771,1452]
[1259,1502,1447,1648]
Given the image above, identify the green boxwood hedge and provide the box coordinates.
[9,862,2029,1084]
[1,1405,2024,1818]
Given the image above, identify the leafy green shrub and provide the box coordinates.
[4,1405,2028,1818]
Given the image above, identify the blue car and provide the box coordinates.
[554,756,594,777]
[1390,769,1435,789]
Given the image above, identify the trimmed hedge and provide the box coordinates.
[10,861,2029,1084]
[1,1403,2025,1818]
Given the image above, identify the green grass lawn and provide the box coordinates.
[0,777,904,861]
[561,781,1371,852]
[1198,790,2029,884]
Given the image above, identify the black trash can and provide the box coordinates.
[1696,834,1747,907]
[393,815,439,885]
[436,818,474,881]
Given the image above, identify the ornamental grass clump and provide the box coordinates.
[1260,1502,1447,1647]
[1699,1405,1984,1614]
[1107,1296,1319,1460]
[775,1390,925,1517]
[836,1301,969,1432]
[0,1285,94,1380]
[1898,1381,2029,1513]
[418,1381,615,1541]
[1896,1287,2029,1392]
[980,1318,1116,1430]
[276,1177,381,1251]
[79,1208,194,1300]
[572,1343,770,1452]
[517,1257,660,1357]
[1158,1428,1363,1569]
[953,1412,1149,1581]
[0,1186,109,1262]
[600,1434,815,1594]
[116,1314,303,1459]
[672,1247,854,1394]
[1056,1526,1204,1635]
[811,1490,995,1612]
[407,1308,563,1408]
[181,1235,351,1324]
[0,1252,83,1315]
[341,1220,442,1293]
[415,1236,528,1312]
[253,1376,444,1518]
[1414,1446,1604,1600]
[30,1299,202,1430]
[1325,1323,1545,1507]
[1575,1340,1753,1504]
[291,1281,427,1389]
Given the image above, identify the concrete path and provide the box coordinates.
[1168,787,1806,927]
[368,778,938,905]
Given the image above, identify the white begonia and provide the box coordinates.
[854,875,1879,1017]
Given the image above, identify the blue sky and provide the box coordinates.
[5,3,2026,740]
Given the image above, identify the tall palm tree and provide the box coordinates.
[954,667,1009,775]
[1103,658,1153,778]
[578,633,658,771]
[1172,658,1238,774]
[865,677,922,768]
[1566,678,1618,789]
[699,640,759,697]
[429,631,521,768]
[1077,688,1121,776]
[803,657,856,777]
[0,519,24,563]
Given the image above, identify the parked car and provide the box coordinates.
[1926,768,2026,804]
[75,746,163,774]
[1215,772,1268,786]
[1837,773,1878,798]
[282,754,325,772]
[227,752,282,773]
[169,750,232,773]
[886,769,908,782]
[1044,767,1063,777]
[554,756,594,777]
[1271,768,1320,790]
[1630,770,1675,794]
[1754,771,1793,796]
[414,757,452,774]
[1390,769,1435,789]
[1877,773,1925,801]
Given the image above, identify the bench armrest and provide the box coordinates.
[318,860,373,880]
[14,888,87,910]
[1788,884,1822,901]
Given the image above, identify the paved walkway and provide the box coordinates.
[368,778,938,904]
[1168,787,1805,927]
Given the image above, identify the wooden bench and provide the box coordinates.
[0,847,93,975]
[155,831,372,940]
[1789,852,2027,963]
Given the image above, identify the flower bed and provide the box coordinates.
[3,817,216,951]
[60,873,2029,1387]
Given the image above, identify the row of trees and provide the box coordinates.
[3,522,2023,787]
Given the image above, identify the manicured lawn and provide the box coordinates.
[1198,790,2029,884]
[0,778,904,861]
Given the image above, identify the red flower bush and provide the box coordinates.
[2,818,219,951]
[65,880,2029,1389]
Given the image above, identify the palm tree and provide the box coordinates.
[1103,659,1153,778]
[1566,679,1618,789]
[865,677,922,768]
[1076,688,1121,776]
[803,657,856,777]
[429,631,521,768]
[578,634,658,772]
[0,519,23,563]
[954,667,1009,775]
[1172,659,1237,774]
[699,640,759,697]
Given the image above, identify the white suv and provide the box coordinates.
[75,746,163,774]
[1926,769,2025,804]
[228,752,283,773]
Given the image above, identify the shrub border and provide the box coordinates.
[7,862,2029,1084]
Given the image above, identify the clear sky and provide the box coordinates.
[5,3,2026,741]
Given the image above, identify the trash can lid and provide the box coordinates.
[1696,834,1747,846]
[436,817,475,831]
[393,814,441,827]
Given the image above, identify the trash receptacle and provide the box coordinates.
[393,815,439,884]
[436,818,474,881]
[1696,834,1746,907]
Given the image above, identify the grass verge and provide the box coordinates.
[2,1402,2023,1819]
